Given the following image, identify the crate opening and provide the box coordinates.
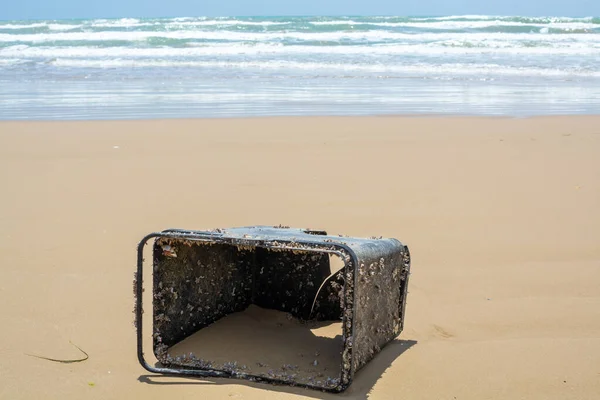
[152,238,347,388]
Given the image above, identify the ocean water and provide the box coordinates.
[1,15,599,120]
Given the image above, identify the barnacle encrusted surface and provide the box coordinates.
[140,227,411,393]
[153,239,253,351]
[351,246,411,373]
[152,238,344,357]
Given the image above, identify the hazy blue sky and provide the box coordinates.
[2,0,599,20]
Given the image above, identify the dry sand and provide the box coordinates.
[0,116,599,399]
[167,305,344,385]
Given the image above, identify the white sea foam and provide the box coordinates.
[2,30,599,44]
[3,41,599,61]
[367,21,598,30]
[411,15,497,21]
[89,18,142,28]
[0,23,49,29]
[47,24,82,31]
[410,15,595,22]
[309,20,361,25]
[3,16,596,32]
[170,17,204,22]
[0,22,81,30]
[43,58,600,78]
[165,20,291,27]
[87,22,157,28]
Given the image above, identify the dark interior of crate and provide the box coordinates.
[152,239,344,349]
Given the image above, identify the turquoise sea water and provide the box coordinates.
[1,15,599,119]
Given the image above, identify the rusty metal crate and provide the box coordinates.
[134,226,411,393]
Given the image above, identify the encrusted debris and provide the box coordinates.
[136,226,411,393]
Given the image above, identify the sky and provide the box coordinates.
[2,0,599,20]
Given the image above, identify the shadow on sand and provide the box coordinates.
[138,339,417,399]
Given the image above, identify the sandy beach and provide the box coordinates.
[0,115,599,399]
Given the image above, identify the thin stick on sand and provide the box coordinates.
[26,341,89,364]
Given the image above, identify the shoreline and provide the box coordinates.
[2,113,600,124]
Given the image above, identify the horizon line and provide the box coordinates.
[1,13,598,22]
